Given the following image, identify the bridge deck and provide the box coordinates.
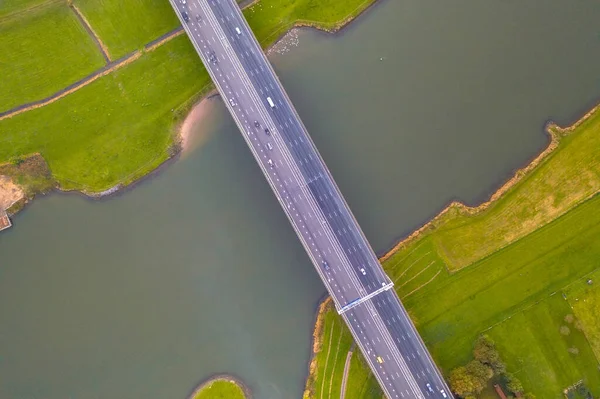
[168,1,453,398]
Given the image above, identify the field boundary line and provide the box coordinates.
[0,25,189,121]
[0,51,141,122]
[0,0,61,24]
[402,269,442,299]
[399,260,436,288]
[393,251,431,283]
[340,348,354,399]
[145,26,185,52]
[320,321,336,399]
[386,240,428,272]
[70,3,111,62]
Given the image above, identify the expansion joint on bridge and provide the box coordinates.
[337,282,394,314]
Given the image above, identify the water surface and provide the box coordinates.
[1,0,599,397]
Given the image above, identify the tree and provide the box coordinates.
[564,314,574,323]
[502,372,521,393]
[523,393,536,399]
[449,366,481,397]
[466,360,493,383]
[502,372,524,395]
[473,335,505,373]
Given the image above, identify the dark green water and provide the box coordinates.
[1,0,599,398]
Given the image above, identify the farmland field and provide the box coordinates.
[306,106,600,398]
[488,294,600,398]
[73,0,180,59]
[0,1,105,113]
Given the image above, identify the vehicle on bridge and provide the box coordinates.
[321,260,330,271]
[266,96,275,108]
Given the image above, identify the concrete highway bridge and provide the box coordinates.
[168,1,453,397]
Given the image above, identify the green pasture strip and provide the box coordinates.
[0,36,210,192]
[0,1,105,113]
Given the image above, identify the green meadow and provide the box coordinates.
[307,107,600,398]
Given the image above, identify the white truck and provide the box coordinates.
[267,96,275,108]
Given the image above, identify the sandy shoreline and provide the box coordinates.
[179,95,215,153]
[0,175,24,211]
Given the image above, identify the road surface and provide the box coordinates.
[168,1,454,397]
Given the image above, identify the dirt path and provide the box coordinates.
[339,348,354,399]
[0,25,185,122]
[70,4,111,63]
[0,175,24,210]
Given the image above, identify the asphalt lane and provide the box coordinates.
[169,1,454,397]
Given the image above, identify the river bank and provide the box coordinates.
[304,100,600,397]
[0,0,381,221]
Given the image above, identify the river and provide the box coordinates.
[1,0,599,398]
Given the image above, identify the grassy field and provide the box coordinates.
[0,0,105,113]
[306,106,600,398]
[0,0,379,193]
[191,379,246,399]
[565,268,600,361]
[488,294,600,398]
[0,0,52,18]
[73,0,180,59]
[0,35,210,192]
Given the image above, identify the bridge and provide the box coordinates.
[168,0,453,397]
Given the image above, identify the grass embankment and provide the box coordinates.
[191,378,247,399]
[0,0,105,113]
[306,106,600,399]
[0,0,378,194]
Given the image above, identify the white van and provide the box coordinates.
[267,96,275,108]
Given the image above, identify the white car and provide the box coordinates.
[440,390,447,398]
[229,98,236,107]
[426,383,433,393]
[266,142,273,151]
[360,268,366,275]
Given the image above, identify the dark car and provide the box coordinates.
[254,121,260,128]
[207,51,217,64]
[322,260,330,271]
[182,12,189,22]
[264,127,270,135]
